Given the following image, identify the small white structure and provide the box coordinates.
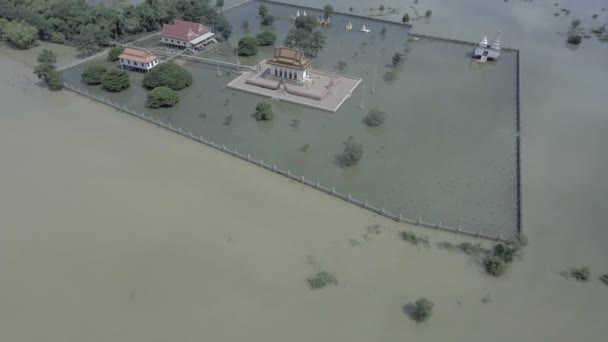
[266,47,311,83]
[303,10,307,16]
[473,30,501,61]
[296,10,300,17]
[118,48,159,72]
[361,25,370,33]
[345,20,353,31]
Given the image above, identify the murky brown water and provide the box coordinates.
[1,0,607,341]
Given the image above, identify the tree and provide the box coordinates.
[570,267,591,281]
[255,102,273,121]
[81,65,107,85]
[255,31,277,46]
[75,23,107,56]
[402,13,410,22]
[363,108,386,127]
[237,36,258,56]
[392,52,404,67]
[567,33,582,44]
[379,4,385,11]
[261,14,276,26]
[45,69,64,91]
[493,243,521,264]
[33,49,58,81]
[380,27,387,37]
[309,30,326,56]
[412,298,434,322]
[102,69,129,92]
[214,14,232,41]
[259,4,268,17]
[107,47,124,62]
[323,4,334,19]
[146,86,179,108]
[343,138,363,166]
[335,60,347,72]
[484,256,506,277]
[37,49,57,67]
[295,16,317,32]
[143,63,193,90]
[242,20,249,31]
[425,10,433,17]
[215,0,224,8]
[1,20,37,49]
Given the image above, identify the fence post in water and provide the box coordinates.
[437,221,442,229]
[364,200,368,208]
[316,181,320,189]
[301,175,305,183]
[381,208,385,214]
[287,170,290,176]
[332,187,335,194]
[497,234,503,242]
[169,123,172,128]
[457,226,462,233]
[418,217,422,225]
[347,193,351,201]
[234,149,238,155]
[476,231,480,237]
[178,128,182,133]
[222,144,226,151]
[399,214,402,221]
[273,164,277,172]
[247,154,250,160]
[260,160,264,166]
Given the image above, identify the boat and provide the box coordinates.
[360,25,370,33]
[345,20,352,31]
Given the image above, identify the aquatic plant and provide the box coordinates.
[255,102,273,121]
[146,86,179,108]
[379,4,385,11]
[436,241,457,250]
[484,256,506,277]
[81,65,107,85]
[300,144,310,152]
[400,231,430,246]
[412,298,434,322]
[307,271,337,289]
[363,108,386,127]
[600,274,608,285]
[383,70,397,83]
[571,19,581,28]
[570,267,591,281]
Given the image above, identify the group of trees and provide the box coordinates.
[0,0,232,54]
[284,16,326,57]
[0,18,37,49]
[33,49,63,90]
[237,31,277,56]
[258,4,275,26]
[81,64,130,92]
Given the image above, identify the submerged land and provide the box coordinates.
[1,0,608,341]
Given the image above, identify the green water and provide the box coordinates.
[63,0,519,237]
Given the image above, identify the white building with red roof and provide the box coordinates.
[118,48,159,72]
[160,19,216,50]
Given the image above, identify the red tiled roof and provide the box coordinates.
[118,48,158,63]
[161,20,210,42]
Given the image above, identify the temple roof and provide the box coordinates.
[118,48,158,63]
[268,47,310,70]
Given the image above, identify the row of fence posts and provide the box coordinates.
[64,82,509,243]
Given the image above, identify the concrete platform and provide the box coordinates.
[227,61,361,112]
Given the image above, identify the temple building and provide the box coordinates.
[472,30,501,61]
[118,48,159,72]
[160,20,216,51]
[266,47,311,83]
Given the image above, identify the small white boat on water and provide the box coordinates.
[345,20,352,31]
[361,25,370,33]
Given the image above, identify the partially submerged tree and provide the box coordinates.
[484,256,506,277]
[255,102,273,121]
[567,33,582,44]
[323,4,334,19]
[102,69,130,92]
[342,138,363,166]
[215,0,224,8]
[402,13,410,23]
[425,10,433,17]
[143,63,193,91]
[335,60,348,72]
[146,86,179,108]
[33,49,63,91]
[255,31,277,46]
[81,65,107,85]
[295,16,317,33]
[237,36,258,56]
[363,108,386,127]
[412,298,434,322]
[392,52,405,67]
[570,267,591,281]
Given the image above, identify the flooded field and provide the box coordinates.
[63,0,519,237]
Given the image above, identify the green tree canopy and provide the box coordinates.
[45,69,64,91]
[146,86,179,108]
[215,0,224,8]
[363,108,386,127]
[142,63,193,90]
[342,138,363,166]
[255,102,273,121]
[1,20,37,49]
[75,23,107,56]
[102,69,130,92]
[402,13,410,23]
[33,49,58,81]
[81,65,107,85]
[107,46,124,62]
[261,14,276,26]
[412,298,434,322]
[284,28,326,57]
[215,14,232,41]
[295,16,317,32]
[237,36,258,56]
[258,4,269,17]
[255,31,277,46]
[323,4,334,18]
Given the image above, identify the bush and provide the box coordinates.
[216,0,224,8]
[259,4,268,17]
[425,10,433,17]
[392,52,405,67]
[402,13,410,23]
[261,14,276,26]
[324,4,334,18]
[146,86,179,108]
[383,70,397,83]
[307,271,337,289]
[484,256,507,277]
[102,69,130,92]
[237,36,258,56]
[255,31,277,46]
[81,65,107,85]
[107,46,124,61]
[363,108,386,127]
[255,102,273,121]
[46,69,64,91]
[458,242,490,256]
[400,231,429,246]
[33,49,58,81]
[570,267,591,281]
[295,16,317,33]
[335,60,348,72]
[412,298,434,322]
[343,138,363,166]
[493,243,521,263]
[2,20,37,49]
[567,33,582,44]
[379,5,385,11]
[143,63,193,90]
[600,273,608,285]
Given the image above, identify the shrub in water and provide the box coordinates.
[102,69,129,92]
[458,242,489,256]
[412,297,434,322]
[363,108,386,127]
[255,102,273,121]
[484,255,507,277]
[255,31,277,46]
[81,65,107,85]
[107,46,124,61]
[400,231,429,246]
[146,86,179,108]
[425,10,433,17]
[143,63,192,91]
[307,271,337,289]
[237,36,258,56]
[567,33,582,44]
[570,267,590,281]
[402,13,410,23]
[342,138,363,166]
[600,273,608,285]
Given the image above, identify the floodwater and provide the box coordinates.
[63,0,519,237]
[1,0,607,341]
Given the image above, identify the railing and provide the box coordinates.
[62,82,511,243]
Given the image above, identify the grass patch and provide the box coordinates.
[307,271,337,289]
[400,231,429,246]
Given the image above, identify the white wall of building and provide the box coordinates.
[268,65,310,82]
[120,58,159,71]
